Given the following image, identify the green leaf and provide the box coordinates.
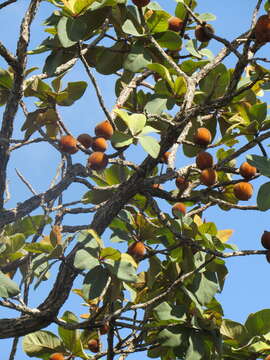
[82,265,110,300]
[23,330,64,358]
[74,232,100,270]
[122,19,144,37]
[111,132,133,148]
[144,95,173,115]
[190,272,219,305]
[245,309,270,337]
[138,135,160,158]
[200,63,229,99]
[197,13,216,21]
[56,81,87,106]
[57,17,77,48]
[5,215,52,238]
[220,319,248,342]
[128,114,147,136]
[147,63,173,87]
[186,39,202,58]
[105,259,137,282]
[124,42,152,73]
[249,102,267,123]
[94,41,128,75]
[247,154,270,176]
[198,222,217,236]
[146,10,170,33]
[0,271,20,297]
[0,68,13,89]
[158,327,185,347]
[186,332,205,360]
[257,182,270,211]
[23,242,54,254]
[154,31,182,50]
[173,76,187,97]
[43,49,75,76]
[100,247,121,260]
[82,188,115,205]
[154,302,186,322]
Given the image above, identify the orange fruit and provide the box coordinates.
[195,23,214,42]
[172,202,186,217]
[87,152,108,171]
[233,182,253,201]
[88,339,99,353]
[95,120,114,140]
[128,241,146,259]
[49,354,65,360]
[200,169,217,187]
[91,137,108,152]
[261,231,270,249]
[196,151,213,170]
[239,162,257,179]
[168,17,184,32]
[100,322,109,335]
[255,14,270,42]
[59,135,78,154]
[77,134,93,149]
[160,151,170,164]
[175,176,189,192]
[194,127,212,146]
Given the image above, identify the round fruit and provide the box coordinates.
[168,17,183,32]
[172,202,186,217]
[88,339,99,353]
[59,135,78,154]
[194,127,212,146]
[261,231,270,249]
[49,353,65,360]
[128,241,146,259]
[91,137,108,152]
[200,169,217,187]
[160,151,170,164]
[266,250,270,264]
[77,134,93,149]
[132,0,150,7]
[233,182,253,201]
[175,176,189,192]
[87,152,108,171]
[196,151,214,170]
[265,355,270,360]
[239,162,257,179]
[95,120,114,140]
[195,23,214,42]
[152,183,163,189]
[255,14,270,42]
[100,322,109,335]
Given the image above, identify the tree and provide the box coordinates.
[1,0,270,359]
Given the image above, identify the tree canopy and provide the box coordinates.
[1,0,270,359]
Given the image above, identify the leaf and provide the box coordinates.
[220,319,248,342]
[111,132,133,149]
[105,259,137,282]
[123,42,152,73]
[146,10,170,33]
[138,135,160,158]
[144,94,173,115]
[186,39,202,58]
[74,232,100,270]
[57,17,77,48]
[216,229,234,243]
[190,272,219,306]
[247,154,270,176]
[122,19,144,37]
[186,332,205,360]
[158,327,186,347]
[82,188,115,205]
[249,102,267,123]
[100,247,121,260]
[197,13,216,21]
[23,242,54,254]
[56,81,87,106]
[257,182,270,211]
[128,114,147,136]
[23,330,64,357]
[147,63,173,87]
[82,265,110,300]
[5,215,52,238]
[154,302,186,322]
[154,31,182,51]
[0,271,20,297]
[245,309,270,337]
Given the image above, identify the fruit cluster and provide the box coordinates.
[58,120,114,171]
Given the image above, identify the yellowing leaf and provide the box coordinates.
[61,0,100,15]
[193,214,203,226]
[216,229,234,243]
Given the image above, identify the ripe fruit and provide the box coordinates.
[266,250,270,264]
[172,202,186,217]
[132,0,150,7]
[160,151,170,164]
[194,127,212,146]
[152,183,163,189]
[175,176,189,192]
[255,14,270,42]
[77,134,93,149]
[265,355,270,360]
[88,338,99,353]
[128,241,146,259]
[91,137,108,152]
[195,23,214,42]
[95,120,114,140]
[100,322,109,335]
[239,162,257,179]
[261,231,270,249]
[168,17,184,32]
[59,135,78,154]
[49,353,65,360]
[196,151,213,170]
[200,169,217,187]
[233,182,253,201]
[87,152,108,171]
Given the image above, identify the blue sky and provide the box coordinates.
[1,0,270,358]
